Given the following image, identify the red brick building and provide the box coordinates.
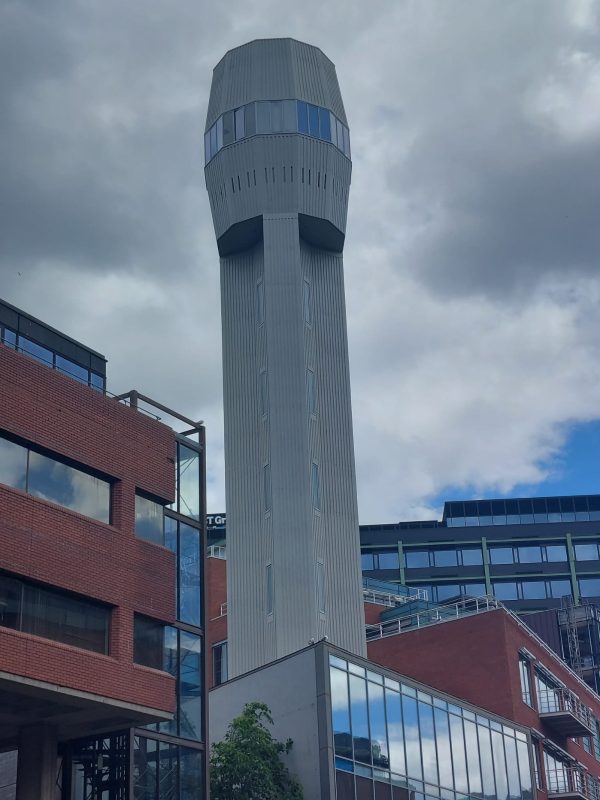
[0,300,206,799]
[208,553,600,800]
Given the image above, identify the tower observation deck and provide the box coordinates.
[205,38,366,677]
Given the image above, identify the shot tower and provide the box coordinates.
[205,38,366,677]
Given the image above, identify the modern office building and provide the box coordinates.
[0,300,206,799]
[204,37,366,678]
[361,495,600,609]
[360,494,600,691]
[210,637,536,800]
[364,584,600,800]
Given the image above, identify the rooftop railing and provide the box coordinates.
[366,595,502,641]
[362,577,428,607]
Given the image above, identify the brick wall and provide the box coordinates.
[206,556,228,688]
[0,345,177,713]
[367,608,600,779]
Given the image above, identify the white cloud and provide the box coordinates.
[2,0,600,525]
[529,49,600,141]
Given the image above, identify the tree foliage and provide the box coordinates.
[210,701,304,800]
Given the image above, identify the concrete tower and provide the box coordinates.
[205,38,366,677]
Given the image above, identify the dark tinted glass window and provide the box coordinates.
[575,543,599,561]
[546,545,567,562]
[179,523,201,626]
[0,436,27,491]
[378,551,399,569]
[235,106,245,139]
[520,581,546,599]
[464,582,487,596]
[222,110,234,145]
[436,584,460,601]
[505,499,519,515]
[135,494,164,544]
[21,583,108,653]
[464,501,478,517]
[580,578,600,598]
[517,546,542,563]
[588,496,600,512]
[549,579,572,598]
[179,631,202,740]
[282,100,296,132]
[180,747,203,800]
[19,336,52,366]
[405,550,430,568]
[270,101,283,132]
[213,641,228,686]
[90,372,104,392]
[256,102,271,133]
[319,107,332,140]
[361,553,375,570]
[55,355,89,384]
[489,547,514,565]
[433,549,458,567]
[245,102,256,136]
[461,548,483,565]
[134,615,164,670]
[2,327,17,347]
[0,575,21,630]
[518,499,533,515]
[494,582,518,600]
[308,104,319,136]
[297,101,309,134]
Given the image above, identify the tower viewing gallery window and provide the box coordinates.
[204,99,350,164]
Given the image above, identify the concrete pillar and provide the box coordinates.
[16,724,58,800]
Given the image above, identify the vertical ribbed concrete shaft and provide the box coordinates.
[205,38,366,677]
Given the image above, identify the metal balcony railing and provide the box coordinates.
[546,767,600,800]
[537,687,594,735]
[365,595,502,641]
[362,577,428,607]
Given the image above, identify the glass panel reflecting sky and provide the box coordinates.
[0,437,27,491]
[178,445,200,519]
[330,657,532,800]
[179,523,201,626]
[28,450,110,523]
[179,631,202,741]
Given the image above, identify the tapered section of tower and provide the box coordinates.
[205,38,366,677]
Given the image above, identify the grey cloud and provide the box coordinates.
[2,0,600,519]
[402,136,600,297]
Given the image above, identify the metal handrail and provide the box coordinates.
[362,587,426,608]
[365,595,502,641]
[538,687,594,729]
[546,767,600,800]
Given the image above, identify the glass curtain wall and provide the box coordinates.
[330,654,534,800]
[133,435,205,800]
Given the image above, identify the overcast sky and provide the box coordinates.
[2,0,600,523]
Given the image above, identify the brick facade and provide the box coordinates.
[206,555,228,688]
[367,608,600,788]
[0,344,177,715]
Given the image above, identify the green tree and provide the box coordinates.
[210,701,304,800]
